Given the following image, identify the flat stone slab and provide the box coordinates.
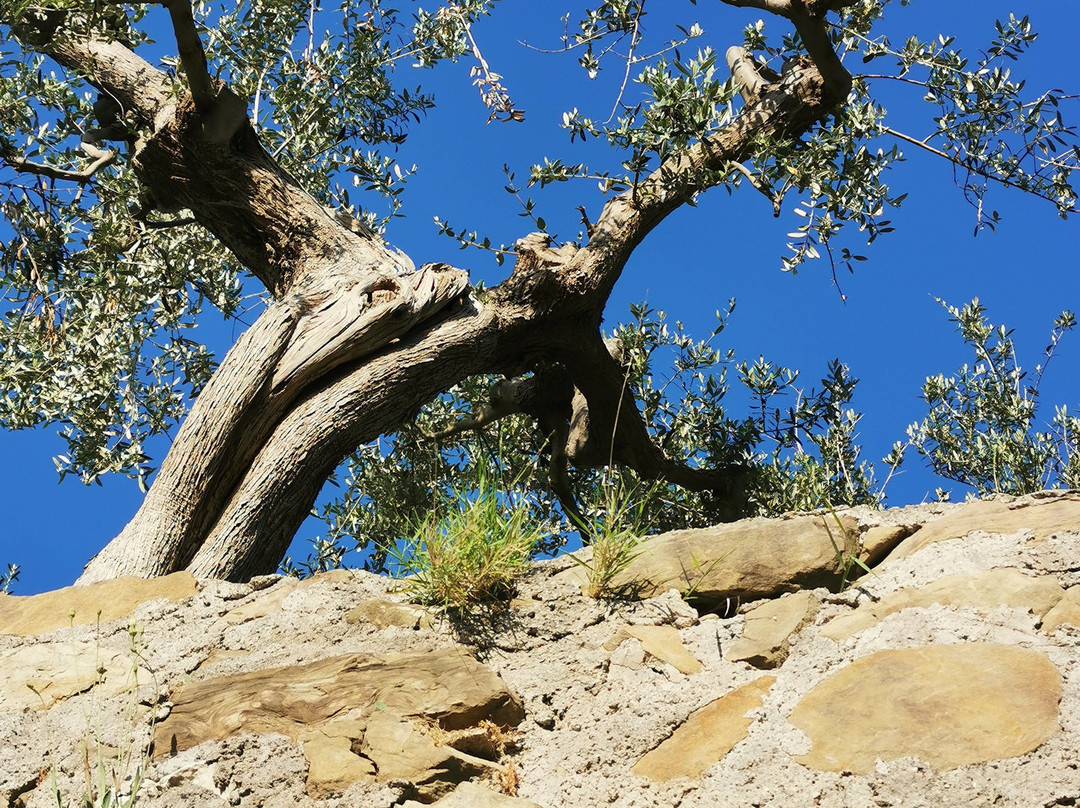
[155,646,523,755]
[604,625,703,674]
[1042,586,1080,633]
[890,494,1080,560]
[0,572,198,636]
[0,640,153,711]
[820,567,1065,641]
[345,598,434,630]
[632,675,776,781]
[790,644,1061,773]
[560,513,876,608]
[727,590,819,668]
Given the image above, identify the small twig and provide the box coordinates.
[604,1,647,123]
[727,160,781,214]
[458,10,523,122]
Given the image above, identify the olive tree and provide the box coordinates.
[0,0,1074,583]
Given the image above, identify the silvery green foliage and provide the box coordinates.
[909,299,1079,496]
[0,0,499,485]
[0,562,18,593]
[528,2,1076,276]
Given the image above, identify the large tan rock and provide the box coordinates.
[155,647,523,756]
[889,494,1080,559]
[603,625,703,674]
[631,676,776,781]
[560,513,888,608]
[726,590,819,668]
[0,640,153,711]
[821,568,1065,641]
[0,572,198,636]
[1042,585,1080,633]
[153,647,523,796]
[790,644,1061,773]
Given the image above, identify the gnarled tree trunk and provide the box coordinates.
[12,0,853,584]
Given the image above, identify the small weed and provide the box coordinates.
[821,504,873,590]
[681,552,728,602]
[568,480,655,600]
[41,618,158,808]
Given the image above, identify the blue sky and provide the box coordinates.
[2,1,1078,594]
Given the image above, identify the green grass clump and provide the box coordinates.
[392,470,547,611]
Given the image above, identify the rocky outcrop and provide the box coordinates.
[154,647,523,799]
[558,512,916,611]
[2,492,1080,808]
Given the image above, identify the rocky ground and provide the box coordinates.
[2,492,1079,808]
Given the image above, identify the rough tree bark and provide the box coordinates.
[11,0,855,584]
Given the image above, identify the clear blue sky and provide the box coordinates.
[2,1,1077,594]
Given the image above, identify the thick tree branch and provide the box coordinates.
[11,9,174,128]
[556,0,852,311]
[726,46,771,103]
[788,5,852,99]
[159,0,216,114]
[563,335,748,503]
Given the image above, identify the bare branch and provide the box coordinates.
[424,379,528,440]
[726,46,770,103]
[1,143,117,183]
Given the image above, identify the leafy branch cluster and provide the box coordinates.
[843,10,1079,230]
[907,298,1080,496]
[0,562,17,593]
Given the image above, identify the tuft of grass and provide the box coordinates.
[821,503,874,591]
[391,468,547,611]
[38,619,156,808]
[570,480,654,600]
